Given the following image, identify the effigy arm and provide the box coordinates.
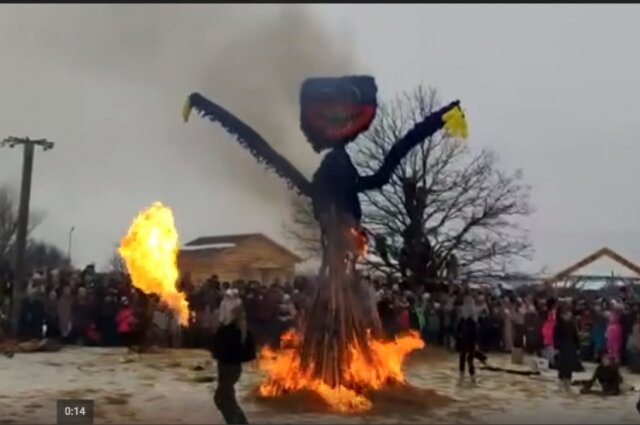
[357,101,467,191]
[183,92,311,197]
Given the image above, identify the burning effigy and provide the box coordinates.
[180,75,468,412]
[118,76,466,413]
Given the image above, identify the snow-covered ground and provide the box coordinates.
[0,346,638,424]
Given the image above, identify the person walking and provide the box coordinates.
[554,306,580,392]
[456,295,478,386]
[210,293,256,424]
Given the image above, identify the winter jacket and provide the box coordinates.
[397,308,410,332]
[606,312,623,363]
[590,314,607,354]
[210,323,256,365]
[542,310,556,347]
[554,318,580,374]
[116,307,133,333]
[456,317,478,352]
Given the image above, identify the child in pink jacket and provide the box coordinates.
[606,310,622,364]
[541,309,556,365]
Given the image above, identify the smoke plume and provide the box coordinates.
[1,4,359,200]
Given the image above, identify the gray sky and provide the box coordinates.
[0,4,638,276]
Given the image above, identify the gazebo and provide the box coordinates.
[544,247,640,290]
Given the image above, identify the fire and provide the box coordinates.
[257,330,424,412]
[118,202,189,325]
[350,227,368,259]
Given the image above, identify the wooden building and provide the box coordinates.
[177,233,302,285]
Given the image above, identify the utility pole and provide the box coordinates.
[67,226,75,266]
[1,137,54,337]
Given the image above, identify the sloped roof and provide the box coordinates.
[182,233,302,262]
[186,234,258,247]
[178,246,229,258]
[545,247,640,284]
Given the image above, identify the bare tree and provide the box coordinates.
[285,86,532,287]
[282,193,322,258]
[21,240,69,271]
[108,248,127,275]
[0,184,45,267]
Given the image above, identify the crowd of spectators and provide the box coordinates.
[370,278,640,372]
[1,265,640,374]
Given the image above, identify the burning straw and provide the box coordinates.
[255,223,425,413]
[257,330,424,412]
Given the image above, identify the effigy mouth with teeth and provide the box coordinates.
[305,100,376,141]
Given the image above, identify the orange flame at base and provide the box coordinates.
[257,331,424,412]
[118,202,189,326]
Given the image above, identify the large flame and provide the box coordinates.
[257,330,424,412]
[118,202,189,325]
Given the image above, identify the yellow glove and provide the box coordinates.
[442,106,468,140]
[182,98,192,123]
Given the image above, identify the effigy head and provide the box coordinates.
[300,75,378,152]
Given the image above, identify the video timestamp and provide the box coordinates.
[56,399,94,425]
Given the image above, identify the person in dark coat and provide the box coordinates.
[580,355,623,396]
[523,300,542,354]
[71,288,92,345]
[554,306,580,392]
[98,294,119,346]
[210,294,256,424]
[19,287,45,339]
[456,295,478,386]
[377,291,396,341]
